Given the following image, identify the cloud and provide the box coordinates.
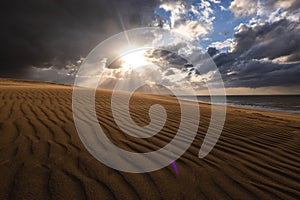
[229,0,258,17]
[266,0,299,11]
[211,18,300,88]
[224,60,300,88]
[164,69,175,76]
[269,1,300,22]
[211,38,234,50]
[207,47,219,57]
[157,0,215,39]
[232,19,300,62]
[0,0,159,79]
[219,5,227,11]
[229,0,300,21]
[209,0,221,4]
[175,21,211,38]
[1,0,299,94]
[28,64,78,84]
[159,1,186,28]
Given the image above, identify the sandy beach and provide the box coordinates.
[0,78,299,199]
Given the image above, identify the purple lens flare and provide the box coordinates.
[171,160,178,174]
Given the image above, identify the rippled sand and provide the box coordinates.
[0,79,299,199]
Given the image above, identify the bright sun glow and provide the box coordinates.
[120,50,151,70]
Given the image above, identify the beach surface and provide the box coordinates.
[0,78,300,199]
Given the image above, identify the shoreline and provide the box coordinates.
[177,97,300,116]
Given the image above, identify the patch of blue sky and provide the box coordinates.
[202,1,252,50]
[154,7,172,27]
[154,0,253,51]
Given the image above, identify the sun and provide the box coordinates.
[119,49,150,70]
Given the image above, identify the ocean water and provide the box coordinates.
[180,95,300,114]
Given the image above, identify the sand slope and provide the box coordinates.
[0,79,300,199]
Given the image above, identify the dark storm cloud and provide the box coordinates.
[207,47,220,57]
[149,49,188,67]
[0,0,159,78]
[232,19,300,62]
[211,19,300,88]
[164,69,175,76]
[222,60,300,88]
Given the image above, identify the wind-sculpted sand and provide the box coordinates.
[0,79,300,199]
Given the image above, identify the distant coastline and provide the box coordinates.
[178,95,300,115]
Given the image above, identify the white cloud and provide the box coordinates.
[229,0,300,23]
[229,0,258,17]
[176,21,211,39]
[159,1,186,28]
[220,5,227,11]
[158,0,215,39]
[268,0,296,9]
[211,38,234,50]
[265,4,300,23]
[209,0,221,4]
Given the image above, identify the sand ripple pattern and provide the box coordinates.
[0,79,300,199]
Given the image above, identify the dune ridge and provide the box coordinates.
[0,79,300,199]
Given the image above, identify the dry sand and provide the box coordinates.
[0,78,300,199]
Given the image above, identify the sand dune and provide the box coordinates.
[0,78,300,199]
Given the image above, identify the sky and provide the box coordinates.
[1,0,300,94]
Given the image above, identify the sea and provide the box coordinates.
[179,95,300,114]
